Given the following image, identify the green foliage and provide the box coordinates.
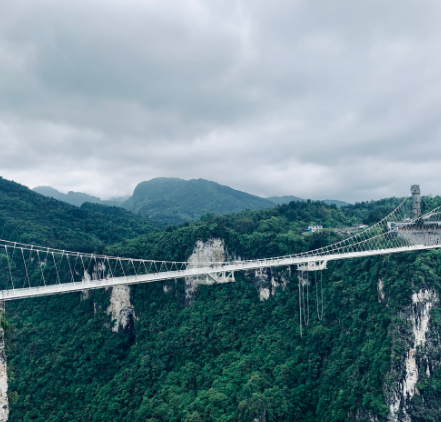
[3,177,441,421]
[267,196,351,208]
[33,186,124,208]
[10,250,439,422]
[123,178,275,226]
[0,177,161,251]
[342,194,441,225]
[106,200,361,263]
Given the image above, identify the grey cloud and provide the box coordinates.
[0,0,441,202]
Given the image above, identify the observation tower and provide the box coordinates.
[388,185,441,246]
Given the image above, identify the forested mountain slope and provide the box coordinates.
[3,188,441,421]
[33,179,352,225]
[266,196,351,208]
[0,177,161,251]
[122,178,275,226]
[32,186,127,208]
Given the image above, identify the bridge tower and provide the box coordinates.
[411,184,421,219]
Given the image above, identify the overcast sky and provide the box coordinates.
[1,0,440,202]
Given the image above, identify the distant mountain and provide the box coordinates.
[33,186,123,208]
[322,199,351,207]
[33,181,350,227]
[267,195,350,208]
[122,177,274,226]
[2,177,161,249]
[109,195,130,203]
[266,195,304,205]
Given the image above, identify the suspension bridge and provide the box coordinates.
[1,185,441,302]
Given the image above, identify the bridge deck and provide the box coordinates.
[2,244,440,301]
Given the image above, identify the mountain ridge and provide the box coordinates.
[267,195,351,207]
[33,178,351,224]
[5,174,441,421]
[33,186,124,208]
[122,177,275,225]
[3,178,161,250]
[6,180,441,421]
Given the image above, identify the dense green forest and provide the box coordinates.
[33,179,353,223]
[33,177,277,226]
[32,186,125,208]
[266,196,350,208]
[0,177,161,251]
[122,178,275,226]
[2,176,441,421]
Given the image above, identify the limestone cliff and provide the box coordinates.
[0,322,8,422]
[185,239,230,304]
[250,267,289,301]
[354,408,379,422]
[384,289,439,422]
[107,286,135,333]
[184,238,290,304]
[81,265,135,333]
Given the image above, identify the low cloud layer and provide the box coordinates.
[1,0,440,202]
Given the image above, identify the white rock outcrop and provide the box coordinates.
[253,267,289,301]
[378,279,385,302]
[107,286,135,332]
[0,323,8,422]
[354,408,378,422]
[259,288,270,301]
[185,239,231,304]
[163,282,173,294]
[386,289,438,422]
[403,290,435,399]
[81,265,135,333]
[187,239,227,267]
[185,238,290,303]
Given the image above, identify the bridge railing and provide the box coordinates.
[1,196,441,297]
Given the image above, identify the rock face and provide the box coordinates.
[0,324,8,422]
[107,286,135,333]
[163,281,173,294]
[187,239,227,268]
[251,267,289,301]
[378,279,385,302]
[354,408,379,422]
[384,289,438,422]
[81,265,135,333]
[185,238,290,304]
[185,239,232,304]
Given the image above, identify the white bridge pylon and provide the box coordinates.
[1,195,441,301]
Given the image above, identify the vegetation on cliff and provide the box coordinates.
[0,177,161,251]
[123,178,275,226]
[2,176,441,421]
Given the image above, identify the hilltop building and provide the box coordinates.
[307,225,322,233]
